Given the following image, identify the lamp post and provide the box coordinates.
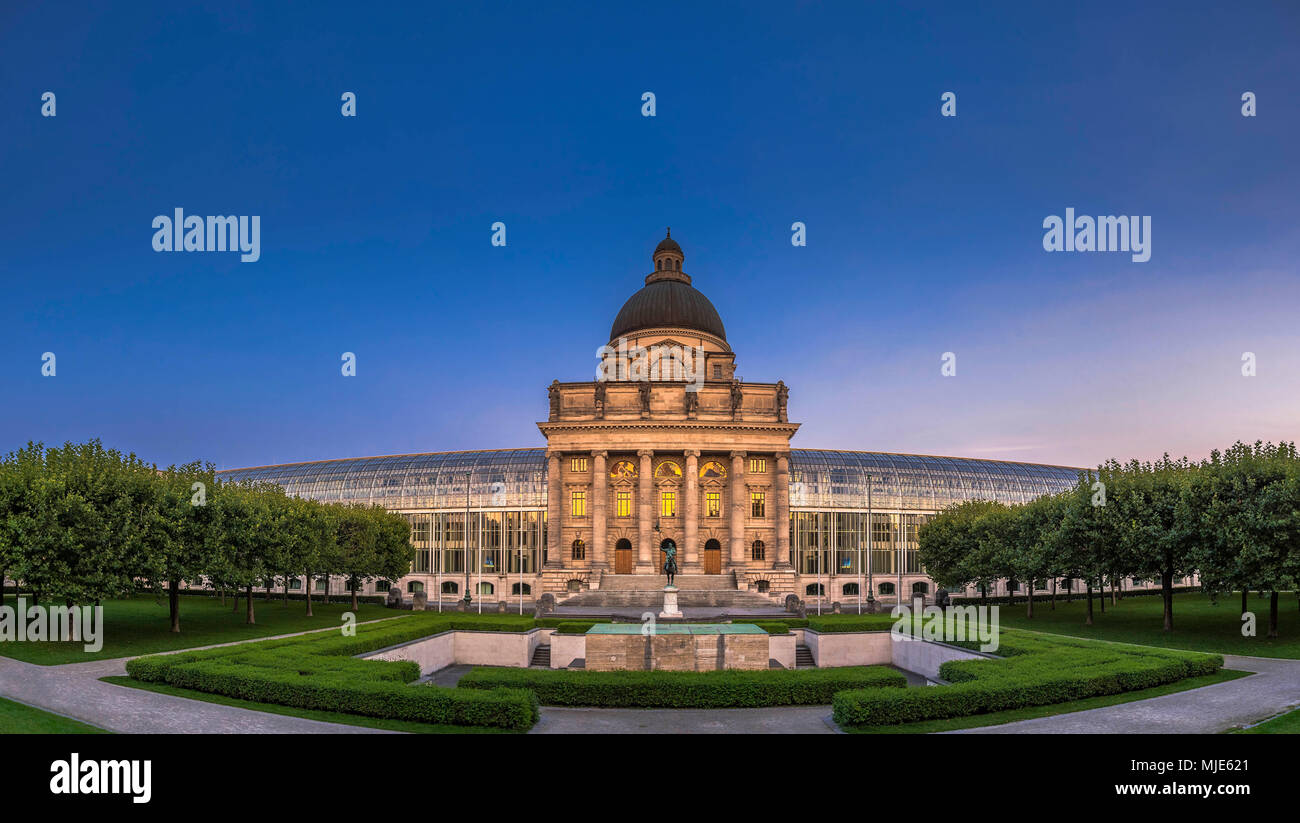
[463,471,471,609]
[861,473,871,614]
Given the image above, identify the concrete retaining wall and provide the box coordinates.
[889,635,991,681]
[363,629,547,674]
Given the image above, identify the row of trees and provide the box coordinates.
[0,440,413,632]
[919,441,1300,637]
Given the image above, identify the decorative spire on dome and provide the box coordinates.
[649,227,689,284]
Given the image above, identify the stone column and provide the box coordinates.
[545,451,562,568]
[637,449,654,570]
[775,452,792,568]
[590,451,608,569]
[730,451,746,567]
[684,449,700,568]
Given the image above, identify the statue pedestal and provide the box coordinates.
[659,585,683,619]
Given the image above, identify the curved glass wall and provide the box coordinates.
[788,450,1082,510]
[219,448,1082,581]
[218,449,547,510]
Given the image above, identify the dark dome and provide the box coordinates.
[610,279,727,341]
[655,233,682,256]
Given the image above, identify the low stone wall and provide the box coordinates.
[890,635,992,682]
[803,630,892,668]
[768,633,796,669]
[585,632,768,671]
[550,632,586,669]
[362,629,548,674]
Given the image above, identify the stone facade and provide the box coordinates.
[537,232,798,598]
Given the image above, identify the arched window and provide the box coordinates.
[441,581,458,595]
[571,539,586,560]
[755,580,770,593]
[654,461,682,478]
[842,582,860,596]
[751,540,765,561]
[878,582,895,595]
[289,578,302,591]
[805,583,824,596]
[566,579,583,593]
[699,461,727,478]
[374,580,391,593]
[407,581,424,593]
[911,581,929,595]
[512,582,531,596]
[478,582,494,595]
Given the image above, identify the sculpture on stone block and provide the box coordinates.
[660,539,678,586]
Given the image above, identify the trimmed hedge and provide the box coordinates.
[832,631,1222,727]
[751,622,791,634]
[457,666,906,708]
[126,613,541,730]
[553,621,604,634]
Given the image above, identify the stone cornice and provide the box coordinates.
[538,421,801,436]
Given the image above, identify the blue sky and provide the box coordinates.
[1,1,1297,471]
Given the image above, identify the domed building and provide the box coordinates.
[219,231,1087,609]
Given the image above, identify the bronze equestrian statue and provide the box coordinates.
[661,541,679,586]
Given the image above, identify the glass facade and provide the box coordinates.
[218,448,1081,580]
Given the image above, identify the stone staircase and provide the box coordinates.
[557,573,781,610]
[794,644,815,668]
[529,645,551,668]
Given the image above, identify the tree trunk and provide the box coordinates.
[219,588,225,606]
[1161,569,1174,633]
[1268,590,1279,639]
[1110,578,1117,606]
[350,579,359,613]
[169,578,181,633]
[1085,583,1094,625]
[323,576,330,605]
[264,581,272,601]
[980,584,987,605]
[283,575,290,604]
[1098,578,1105,613]
[1051,579,1057,610]
[1026,583,1034,618]
[304,570,313,617]
[233,587,241,611]
[245,584,255,624]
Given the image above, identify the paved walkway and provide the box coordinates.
[0,621,406,734]
[949,654,1300,734]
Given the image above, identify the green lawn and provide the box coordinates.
[0,594,396,665]
[100,676,514,734]
[843,668,1250,733]
[993,591,1300,659]
[0,697,110,734]
[1232,705,1300,734]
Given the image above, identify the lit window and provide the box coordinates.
[750,491,765,518]
[749,457,767,474]
[571,457,588,473]
[616,490,632,517]
[705,492,721,517]
[610,460,637,479]
[660,491,676,518]
[571,490,586,517]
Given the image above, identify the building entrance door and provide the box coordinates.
[614,539,634,574]
[703,539,722,574]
